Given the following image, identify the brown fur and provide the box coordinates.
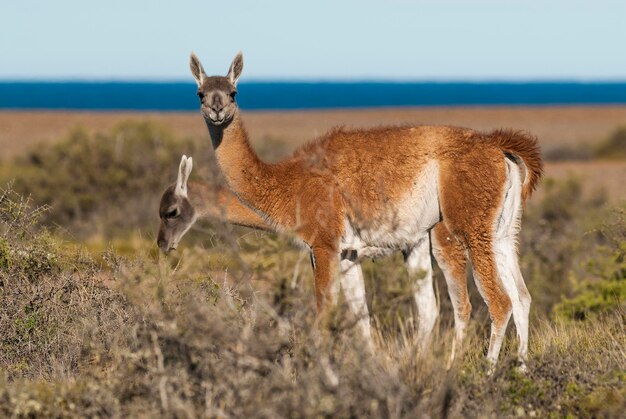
[432,225,470,324]
[189,181,270,231]
[486,129,543,202]
[436,130,514,329]
[207,116,542,319]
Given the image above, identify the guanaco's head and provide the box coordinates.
[190,52,243,127]
[157,155,197,254]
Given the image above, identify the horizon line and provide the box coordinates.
[2,78,626,84]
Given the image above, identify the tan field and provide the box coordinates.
[1,107,624,416]
[1,106,625,201]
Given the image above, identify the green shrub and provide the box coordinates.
[2,121,205,237]
[0,237,10,270]
[595,126,626,160]
[519,176,613,314]
[553,213,626,320]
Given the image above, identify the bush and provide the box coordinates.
[519,176,614,314]
[1,121,205,237]
[0,186,132,379]
[553,211,626,321]
[595,126,626,160]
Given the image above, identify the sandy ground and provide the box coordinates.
[1,106,625,202]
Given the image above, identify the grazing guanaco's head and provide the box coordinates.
[157,155,196,254]
[190,52,243,127]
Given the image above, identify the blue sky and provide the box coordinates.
[1,0,625,81]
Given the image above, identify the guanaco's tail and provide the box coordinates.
[489,129,544,203]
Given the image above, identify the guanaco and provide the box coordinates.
[186,53,542,365]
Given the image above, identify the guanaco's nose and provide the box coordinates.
[211,94,224,113]
[157,239,176,254]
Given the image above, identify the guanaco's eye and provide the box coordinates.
[230,91,237,101]
[165,208,179,219]
[197,91,205,100]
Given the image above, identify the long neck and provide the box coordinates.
[207,111,295,227]
[188,181,271,231]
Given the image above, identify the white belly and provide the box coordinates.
[341,161,440,256]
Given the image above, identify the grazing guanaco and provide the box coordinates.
[188,52,542,366]
[157,156,467,355]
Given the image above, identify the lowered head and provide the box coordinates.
[190,52,243,127]
[157,155,197,253]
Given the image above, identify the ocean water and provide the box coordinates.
[1,81,626,111]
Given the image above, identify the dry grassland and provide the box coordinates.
[0,106,624,417]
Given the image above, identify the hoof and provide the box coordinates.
[515,359,528,374]
[486,356,498,376]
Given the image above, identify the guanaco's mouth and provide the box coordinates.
[201,108,228,126]
[159,244,177,255]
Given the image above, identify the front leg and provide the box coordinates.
[339,251,374,351]
[312,247,374,350]
[311,246,339,311]
[404,235,438,351]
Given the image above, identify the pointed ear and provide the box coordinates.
[227,52,244,86]
[175,155,193,197]
[189,52,207,87]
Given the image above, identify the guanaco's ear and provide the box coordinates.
[189,52,207,87]
[227,52,244,86]
[175,155,193,197]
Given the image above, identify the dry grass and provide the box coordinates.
[0,115,624,417]
[1,178,624,417]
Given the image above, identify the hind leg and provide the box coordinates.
[404,235,438,351]
[431,223,470,366]
[494,236,531,363]
[514,265,531,361]
[438,149,517,366]
[464,238,512,365]
[493,158,531,364]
